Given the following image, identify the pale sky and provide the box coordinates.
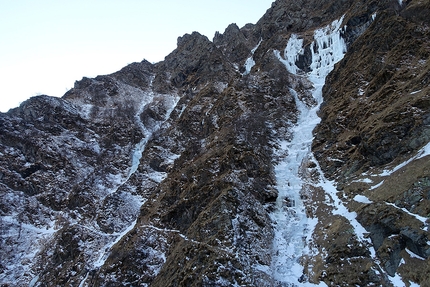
[0,0,274,112]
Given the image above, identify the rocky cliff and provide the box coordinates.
[1,0,429,286]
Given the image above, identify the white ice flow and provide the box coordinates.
[271,16,347,286]
[243,38,263,75]
[274,34,304,75]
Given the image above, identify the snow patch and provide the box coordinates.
[386,202,428,228]
[380,141,430,176]
[318,179,374,254]
[391,273,406,286]
[405,248,426,260]
[214,82,228,93]
[417,141,430,159]
[353,194,373,204]
[370,180,384,190]
[352,177,373,184]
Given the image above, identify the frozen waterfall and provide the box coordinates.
[271,17,347,286]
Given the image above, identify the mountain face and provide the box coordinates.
[1,0,429,286]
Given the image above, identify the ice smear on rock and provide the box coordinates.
[78,85,180,286]
[271,16,347,286]
[243,38,263,75]
[93,219,138,268]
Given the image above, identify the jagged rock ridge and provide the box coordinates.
[1,0,429,286]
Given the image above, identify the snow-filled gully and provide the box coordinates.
[270,16,356,286]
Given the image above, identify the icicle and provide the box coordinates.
[274,34,304,75]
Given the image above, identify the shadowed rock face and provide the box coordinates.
[1,0,430,286]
